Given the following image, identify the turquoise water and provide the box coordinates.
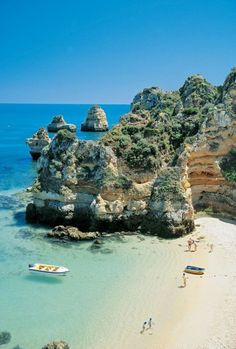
[0,104,143,348]
[0,204,151,348]
[0,104,178,349]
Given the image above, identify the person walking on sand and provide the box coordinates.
[141,321,147,334]
[182,272,187,288]
[147,318,152,330]
[193,240,197,252]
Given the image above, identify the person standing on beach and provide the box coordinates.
[182,272,187,287]
[193,240,197,252]
[187,238,193,251]
[147,318,152,330]
[209,243,214,253]
[141,321,147,334]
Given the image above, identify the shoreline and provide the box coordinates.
[92,216,236,349]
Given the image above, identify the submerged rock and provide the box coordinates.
[26,128,51,160]
[47,115,76,133]
[41,340,69,349]
[0,331,11,345]
[47,225,100,241]
[81,105,108,131]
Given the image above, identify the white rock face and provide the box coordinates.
[81,105,108,131]
[26,128,51,160]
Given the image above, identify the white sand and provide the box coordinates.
[94,217,236,349]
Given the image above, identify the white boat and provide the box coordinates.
[28,263,69,276]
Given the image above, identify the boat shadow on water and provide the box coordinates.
[24,274,64,284]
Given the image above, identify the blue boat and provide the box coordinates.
[184,265,205,275]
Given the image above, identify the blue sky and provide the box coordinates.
[0,0,235,103]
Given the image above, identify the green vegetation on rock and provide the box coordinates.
[57,129,76,142]
[220,149,236,181]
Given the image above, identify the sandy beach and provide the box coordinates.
[95,216,236,349]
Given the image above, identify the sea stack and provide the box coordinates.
[26,128,51,160]
[47,115,76,133]
[81,105,109,131]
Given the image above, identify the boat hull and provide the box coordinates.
[184,269,204,275]
[29,269,68,276]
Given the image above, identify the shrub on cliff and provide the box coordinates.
[103,168,132,189]
[220,149,236,181]
[57,129,75,142]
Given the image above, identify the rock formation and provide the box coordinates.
[41,340,69,349]
[47,115,76,133]
[26,68,236,237]
[47,225,100,241]
[81,105,108,131]
[26,128,51,160]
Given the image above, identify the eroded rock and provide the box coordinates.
[48,115,76,133]
[81,105,108,131]
[26,128,51,160]
[26,68,236,237]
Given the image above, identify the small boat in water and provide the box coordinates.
[28,263,69,276]
[184,265,205,275]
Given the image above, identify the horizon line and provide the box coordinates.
[0,102,130,106]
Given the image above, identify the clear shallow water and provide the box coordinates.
[1,201,169,349]
[0,104,170,349]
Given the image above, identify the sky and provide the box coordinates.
[0,0,235,104]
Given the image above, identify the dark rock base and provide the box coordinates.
[30,151,41,160]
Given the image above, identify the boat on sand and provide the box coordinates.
[184,265,205,275]
[28,263,69,276]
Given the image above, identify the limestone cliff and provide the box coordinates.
[81,105,109,131]
[26,68,236,237]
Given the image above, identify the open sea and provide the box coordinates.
[0,104,177,349]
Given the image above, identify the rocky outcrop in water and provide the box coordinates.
[26,128,51,160]
[81,105,108,131]
[41,341,69,349]
[48,115,76,133]
[26,68,236,237]
[47,225,100,241]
